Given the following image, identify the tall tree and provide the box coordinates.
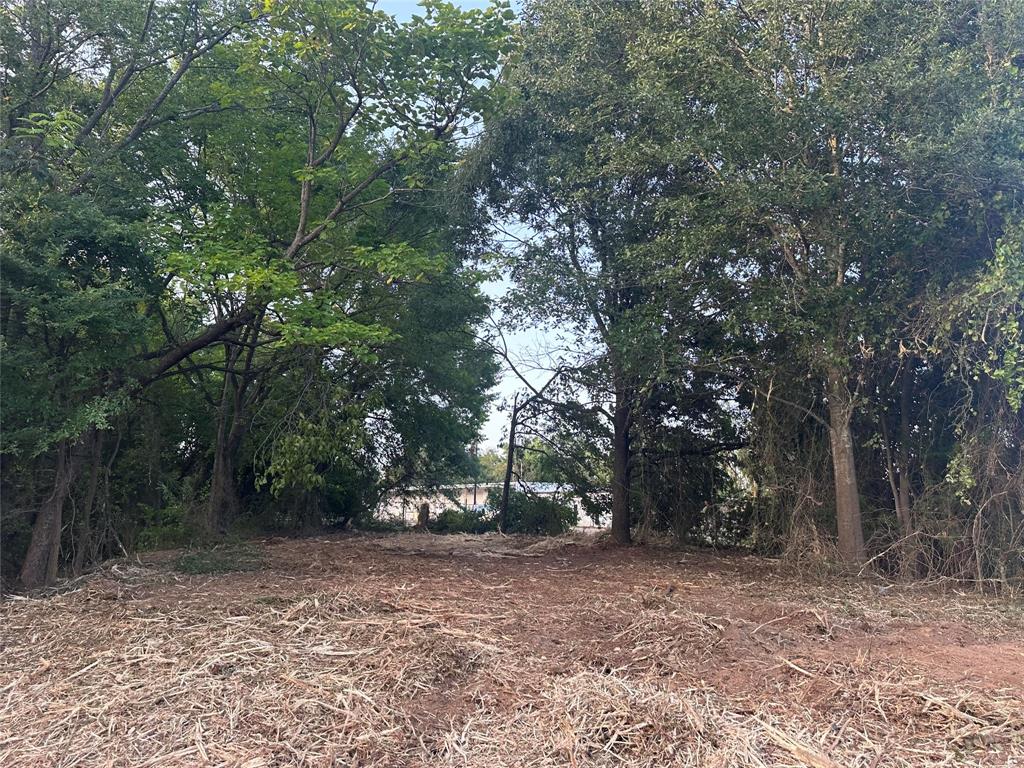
[1,0,512,587]
[629,0,1023,564]
[475,0,689,543]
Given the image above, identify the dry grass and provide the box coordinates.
[1,533,1022,767]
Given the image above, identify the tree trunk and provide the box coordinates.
[72,430,104,576]
[897,365,913,537]
[204,322,259,536]
[19,440,77,589]
[141,307,256,386]
[881,367,914,546]
[610,383,632,545]
[826,369,866,564]
[499,396,519,532]
[207,417,239,536]
[206,353,244,535]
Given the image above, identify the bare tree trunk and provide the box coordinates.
[897,365,913,536]
[499,395,520,532]
[207,408,239,536]
[206,342,241,535]
[826,369,866,564]
[610,383,632,545]
[19,440,78,589]
[897,470,912,535]
[72,430,104,576]
[205,319,260,536]
[882,366,915,555]
[881,416,908,534]
[635,456,655,543]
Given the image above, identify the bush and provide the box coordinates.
[429,507,498,534]
[354,517,408,533]
[135,503,191,551]
[500,490,578,535]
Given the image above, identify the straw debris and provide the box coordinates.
[2,534,1021,766]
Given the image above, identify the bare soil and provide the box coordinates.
[2,532,1022,767]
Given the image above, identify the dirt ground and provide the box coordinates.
[2,533,1022,767]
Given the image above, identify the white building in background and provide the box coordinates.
[378,482,608,530]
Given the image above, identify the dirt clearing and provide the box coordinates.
[2,533,1022,767]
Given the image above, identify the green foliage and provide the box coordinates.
[429,507,497,535]
[3,0,1022,589]
[474,449,508,483]
[469,0,1023,576]
[946,229,1024,413]
[135,504,191,551]
[1,0,511,586]
[470,0,747,541]
[488,489,578,535]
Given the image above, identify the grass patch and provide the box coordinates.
[173,543,263,575]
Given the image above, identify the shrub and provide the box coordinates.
[501,490,578,535]
[135,503,191,550]
[429,507,498,534]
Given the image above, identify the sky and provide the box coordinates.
[379,0,554,451]
[377,0,498,16]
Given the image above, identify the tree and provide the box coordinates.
[473,0,749,545]
[475,0,680,543]
[2,0,260,587]
[627,0,1023,565]
[1,0,512,587]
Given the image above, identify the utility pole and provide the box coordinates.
[499,394,521,531]
[470,443,478,508]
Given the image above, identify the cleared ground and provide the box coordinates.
[2,533,1022,767]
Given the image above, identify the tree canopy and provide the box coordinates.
[470,0,1022,576]
[2,0,1022,591]
[1,0,512,587]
